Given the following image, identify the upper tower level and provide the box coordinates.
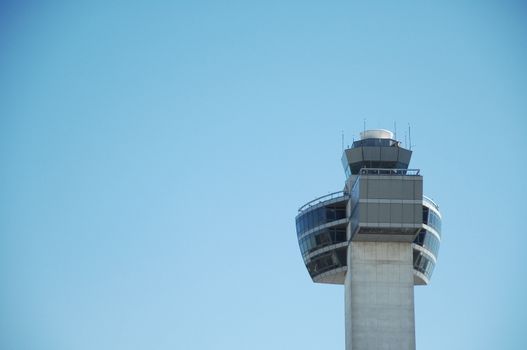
[295,128,441,285]
[341,129,413,177]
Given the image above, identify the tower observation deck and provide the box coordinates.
[295,129,441,350]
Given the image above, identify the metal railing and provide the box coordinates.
[298,191,348,213]
[423,195,440,210]
[359,168,420,176]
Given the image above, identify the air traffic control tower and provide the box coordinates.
[295,129,441,350]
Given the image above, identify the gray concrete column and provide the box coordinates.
[345,241,416,350]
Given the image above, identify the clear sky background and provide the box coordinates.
[1,1,526,349]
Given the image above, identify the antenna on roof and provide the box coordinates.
[404,130,407,148]
[408,123,412,150]
[394,121,397,140]
[341,130,344,151]
[363,118,366,135]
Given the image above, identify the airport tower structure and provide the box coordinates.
[295,129,442,350]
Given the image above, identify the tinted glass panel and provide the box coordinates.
[427,211,442,235]
[413,252,436,280]
[422,206,429,224]
[299,227,347,257]
[307,246,347,278]
[413,229,440,258]
[296,203,347,236]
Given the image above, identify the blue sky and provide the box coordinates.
[1,1,526,349]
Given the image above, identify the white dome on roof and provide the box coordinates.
[360,129,394,140]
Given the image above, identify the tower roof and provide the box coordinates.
[342,129,412,176]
